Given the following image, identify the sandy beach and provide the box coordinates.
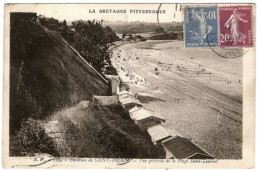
[112,40,242,159]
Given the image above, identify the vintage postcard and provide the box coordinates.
[3,3,255,168]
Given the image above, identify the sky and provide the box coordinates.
[7,4,184,23]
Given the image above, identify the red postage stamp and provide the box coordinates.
[219,6,253,47]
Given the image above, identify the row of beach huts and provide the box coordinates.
[93,74,214,160]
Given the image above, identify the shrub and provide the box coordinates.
[10,118,59,157]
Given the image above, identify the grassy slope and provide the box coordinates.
[10,20,108,133]
[45,101,165,158]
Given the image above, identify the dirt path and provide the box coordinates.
[112,40,242,159]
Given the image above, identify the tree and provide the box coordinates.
[71,20,119,71]
[62,19,67,26]
[155,26,165,33]
[104,26,121,43]
[38,17,120,73]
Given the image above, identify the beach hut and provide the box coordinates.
[119,96,142,110]
[129,107,165,129]
[147,125,172,145]
[105,75,120,95]
[118,90,134,96]
[162,136,214,159]
[92,95,119,106]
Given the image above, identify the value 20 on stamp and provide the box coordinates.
[219,6,253,47]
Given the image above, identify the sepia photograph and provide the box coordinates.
[2,3,255,168]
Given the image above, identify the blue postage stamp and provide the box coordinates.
[184,6,218,47]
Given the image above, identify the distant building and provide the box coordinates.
[162,136,214,159]
[147,125,172,145]
[129,107,165,129]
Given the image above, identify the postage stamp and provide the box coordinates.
[219,6,253,47]
[184,6,218,47]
